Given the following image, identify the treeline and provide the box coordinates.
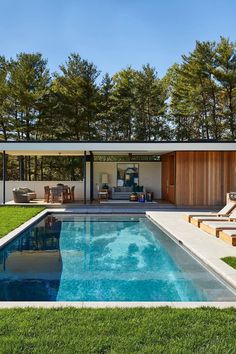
[0,37,236,180]
[0,54,169,142]
[0,37,235,142]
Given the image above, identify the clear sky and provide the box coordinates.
[0,0,236,78]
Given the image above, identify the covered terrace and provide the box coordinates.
[1,141,236,208]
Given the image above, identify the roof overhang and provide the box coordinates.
[0,141,236,156]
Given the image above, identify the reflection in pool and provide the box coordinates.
[0,214,236,301]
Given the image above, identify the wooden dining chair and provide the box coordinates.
[44,186,50,203]
[68,186,75,202]
[51,187,64,203]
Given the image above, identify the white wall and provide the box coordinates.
[139,162,162,198]
[0,162,162,203]
[0,180,86,203]
[0,162,91,203]
[93,162,162,199]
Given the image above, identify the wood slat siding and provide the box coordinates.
[175,151,236,206]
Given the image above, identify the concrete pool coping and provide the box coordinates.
[0,208,236,308]
[0,301,236,308]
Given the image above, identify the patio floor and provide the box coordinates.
[5,198,177,212]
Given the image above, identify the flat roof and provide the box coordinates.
[0,141,236,156]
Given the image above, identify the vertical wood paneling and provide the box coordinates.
[161,152,176,203]
[175,151,236,206]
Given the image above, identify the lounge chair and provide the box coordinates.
[218,230,236,246]
[191,208,236,227]
[19,187,36,200]
[183,201,236,223]
[200,221,236,237]
[13,189,30,203]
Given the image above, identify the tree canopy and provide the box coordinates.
[1,37,236,180]
[1,37,236,143]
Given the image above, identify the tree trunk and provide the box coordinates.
[228,86,235,139]
[40,157,44,180]
[28,156,31,181]
[24,156,28,180]
[34,156,38,180]
[19,156,25,181]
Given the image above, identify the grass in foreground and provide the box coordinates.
[0,206,44,238]
[222,256,236,270]
[0,308,235,353]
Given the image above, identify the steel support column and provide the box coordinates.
[2,151,6,204]
[84,151,87,204]
[90,151,94,202]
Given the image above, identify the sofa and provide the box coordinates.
[110,186,145,200]
[111,186,133,200]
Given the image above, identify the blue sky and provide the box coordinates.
[0,0,236,78]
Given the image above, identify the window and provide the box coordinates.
[94,155,161,162]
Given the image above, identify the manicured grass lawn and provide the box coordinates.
[0,206,45,238]
[0,308,235,353]
[222,257,236,270]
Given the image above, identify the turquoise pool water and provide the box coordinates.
[0,214,235,301]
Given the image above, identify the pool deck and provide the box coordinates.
[0,208,236,308]
[147,211,236,290]
[5,199,177,211]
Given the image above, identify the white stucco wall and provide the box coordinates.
[0,162,161,203]
[0,180,87,203]
[93,162,162,199]
[0,163,91,203]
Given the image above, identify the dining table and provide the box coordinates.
[49,185,71,203]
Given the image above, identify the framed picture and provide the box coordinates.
[117,164,139,187]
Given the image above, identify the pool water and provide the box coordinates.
[0,214,235,302]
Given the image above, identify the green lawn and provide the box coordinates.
[222,257,236,270]
[0,209,235,353]
[0,308,235,353]
[0,206,45,238]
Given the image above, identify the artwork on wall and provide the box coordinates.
[117,164,139,187]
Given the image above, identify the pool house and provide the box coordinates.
[0,140,236,207]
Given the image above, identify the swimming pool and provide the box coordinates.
[0,214,235,302]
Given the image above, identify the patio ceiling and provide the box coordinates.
[0,141,236,156]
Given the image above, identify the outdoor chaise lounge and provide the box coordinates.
[191,208,236,227]
[200,221,236,237]
[218,230,236,246]
[188,207,236,245]
[183,201,236,223]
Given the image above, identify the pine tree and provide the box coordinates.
[97,73,115,140]
[52,53,100,140]
[134,64,169,140]
[0,56,13,140]
[214,37,236,139]
[112,67,136,140]
[9,53,50,141]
